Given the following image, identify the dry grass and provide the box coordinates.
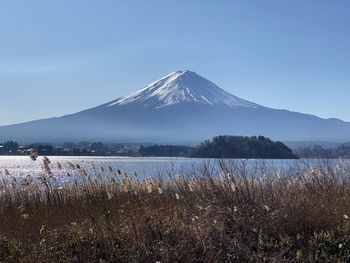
[0,158,350,262]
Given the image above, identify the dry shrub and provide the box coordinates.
[0,158,349,262]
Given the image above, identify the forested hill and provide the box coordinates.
[138,136,298,159]
[190,135,298,159]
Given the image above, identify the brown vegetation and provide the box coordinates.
[0,158,350,262]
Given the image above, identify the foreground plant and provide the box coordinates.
[0,158,350,262]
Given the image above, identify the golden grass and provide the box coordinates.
[0,158,350,262]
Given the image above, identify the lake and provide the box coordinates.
[0,156,348,184]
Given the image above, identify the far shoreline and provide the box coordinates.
[1,155,348,160]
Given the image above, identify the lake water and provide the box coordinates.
[0,156,348,184]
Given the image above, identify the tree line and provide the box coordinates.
[4,136,350,159]
[0,141,138,156]
[139,135,298,159]
[295,144,350,158]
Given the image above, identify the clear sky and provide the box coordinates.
[0,0,349,125]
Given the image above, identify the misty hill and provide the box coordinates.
[0,70,350,143]
[190,135,298,159]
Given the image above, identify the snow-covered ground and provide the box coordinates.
[108,70,260,109]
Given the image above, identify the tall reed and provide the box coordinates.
[0,157,349,262]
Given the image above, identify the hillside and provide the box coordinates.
[191,135,298,159]
[0,70,350,143]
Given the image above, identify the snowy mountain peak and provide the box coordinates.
[108,70,260,109]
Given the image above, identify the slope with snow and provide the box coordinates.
[107,70,260,109]
[0,69,350,143]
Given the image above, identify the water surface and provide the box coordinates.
[0,156,347,184]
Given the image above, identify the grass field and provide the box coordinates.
[0,157,350,262]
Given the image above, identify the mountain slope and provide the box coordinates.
[107,70,259,109]
[0,70,349,143]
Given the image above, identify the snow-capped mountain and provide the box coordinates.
[107,70,259,109]
[0,70,350,143]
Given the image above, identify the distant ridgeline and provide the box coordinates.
[139,136,298,159]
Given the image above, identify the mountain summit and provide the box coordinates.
[107,70,259,109]
[0,70,350,143]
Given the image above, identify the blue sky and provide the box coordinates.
[0,0,349,125]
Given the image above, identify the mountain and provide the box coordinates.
[107,70,259,109]
[0,70,350,143]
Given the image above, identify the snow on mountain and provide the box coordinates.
[107,70,260,109]
[1,69,350,143]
